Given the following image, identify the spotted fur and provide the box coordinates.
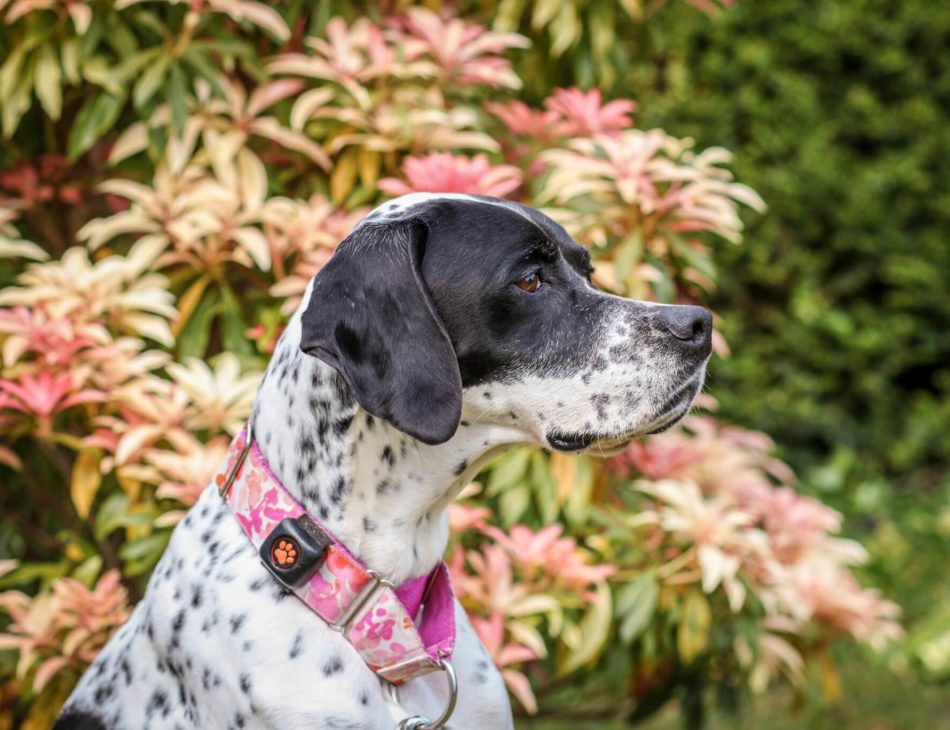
[58,195,711,729]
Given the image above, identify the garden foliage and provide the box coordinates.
[624,0,950,691]
[0,1,910,726]
[638,0,950,489]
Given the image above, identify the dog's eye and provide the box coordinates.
[517,272,542,293]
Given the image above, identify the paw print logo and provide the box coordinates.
[271,538,299,567]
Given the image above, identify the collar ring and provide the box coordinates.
[391,658,458,730]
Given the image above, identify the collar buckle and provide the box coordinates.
[330,568,394,633]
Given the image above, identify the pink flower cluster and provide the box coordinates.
[489,87,636,140]
[0,571,130,692]
[379,152,522,197]
[609,411,903,651]
[446,504,616,712]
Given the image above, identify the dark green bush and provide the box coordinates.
[630,1,950,496]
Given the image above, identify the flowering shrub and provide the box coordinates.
[490,0,736,94]
[445,404,901,716]
[0,571,130,694]
[0,2,901,726]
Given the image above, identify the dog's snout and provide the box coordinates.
[656,305,713,357]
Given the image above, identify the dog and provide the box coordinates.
[57,194,711,729]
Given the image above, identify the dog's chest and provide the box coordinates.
[68,487,512,729]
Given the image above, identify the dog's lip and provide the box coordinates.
[642,401,692,435]
[547,431,597,452]
[546,377,700,454]
[586,405,688,453]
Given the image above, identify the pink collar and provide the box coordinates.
[214,427,456,686]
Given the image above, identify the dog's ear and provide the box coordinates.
[299,218,462,445]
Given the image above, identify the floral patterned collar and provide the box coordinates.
[214,426,457,687]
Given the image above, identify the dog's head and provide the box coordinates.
[299,194,711,453]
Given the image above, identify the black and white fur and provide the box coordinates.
[57,194,712,729]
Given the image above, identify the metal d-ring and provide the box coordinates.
[390,658,458,730]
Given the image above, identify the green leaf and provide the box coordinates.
[80,16,103,57]
[24,668,74,727]
[181,48,227,98]
[0,561,70,589]
[95,491,131,541]
[94,493,157,538]
[494,0,527,32]
[172,274,211,337]
[72,555,103,587]
[67,90,124,160]
[22,18,49,50]
[2,62,34,138]
[677,589,712,665]
[108,47,161,87]
[70,449,102,519]
[645,258,676,303]
[132,52,170,110]
[102,13,138,58]
[190,39,257,60]
[235,46,268,82]
[588,1,616,61]
[309,2,333,36]
[120,531,171,576]
[344,183,378,210]
[167,62,188,138]
[119,531,170,562]
[531,450,559,524]
[550,2,580,56]
[219,282,253,355]
[531,0,560,31]
[615,230,643,286]
[177,287,220,359]
[128,9,170,39]
[670,232,717,282]
[556,582,613,676]
[564,456,595,525]
[330,147,358,206]
[499,485,530,527]
[617,574,658,644]
[34,43,62,120]
[60,38,81,85]
[0,44,27,101]
[487,448,532,496]
[148,123,168,161]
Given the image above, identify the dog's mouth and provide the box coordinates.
[545,374,702,456]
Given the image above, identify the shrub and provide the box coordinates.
[0,2,906,726]
[628,0,950,685]
[633,0,950,492]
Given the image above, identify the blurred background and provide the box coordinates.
[0,1,947,728]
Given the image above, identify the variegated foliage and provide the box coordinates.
[0,2,900,726]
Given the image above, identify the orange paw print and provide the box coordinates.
[271,538,298,566]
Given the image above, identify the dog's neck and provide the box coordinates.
[249,311,522,585]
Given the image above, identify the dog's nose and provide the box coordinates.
[655,305,713,357]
